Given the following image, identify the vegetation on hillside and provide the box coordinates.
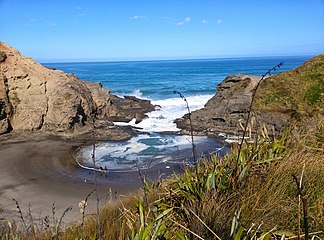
[254,54,324,121]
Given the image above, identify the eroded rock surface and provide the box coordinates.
[107,95,156,124]
[0,42,155,138]
[175,74,264,136]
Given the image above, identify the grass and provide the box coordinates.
[2,124,323,239]
[254,54,324,121]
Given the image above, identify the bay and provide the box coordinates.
[44,55,311,171]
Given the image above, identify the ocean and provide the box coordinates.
[44,55,311,171]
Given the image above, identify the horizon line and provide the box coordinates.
[40,53,317,64]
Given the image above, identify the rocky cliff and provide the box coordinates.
[175,55,324,136]
[0,42,155,137]
[175,74,264,136]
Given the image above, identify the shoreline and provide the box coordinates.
[0,132,182,225]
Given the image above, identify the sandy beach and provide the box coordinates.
[0,133,180,226]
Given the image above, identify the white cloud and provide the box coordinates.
[130,15,146,20]
[175,17,191,26]
[217,19,222,25]
[175,21,185,26]
[202,20,208,24]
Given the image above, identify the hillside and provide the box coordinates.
[255,54,324,126]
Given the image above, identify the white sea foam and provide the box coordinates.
[116,89,147,99]
[115,94,213,132]
[76,94,222,171]
[131,89,146,99]
[75,133,221,171]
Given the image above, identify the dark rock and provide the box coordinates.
[175,74,262,136]
[0,52,6,62]
[107,95,156,123]
[175,71,313,137]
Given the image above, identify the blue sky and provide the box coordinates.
[0,0,323,62]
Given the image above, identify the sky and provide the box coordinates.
[0,0,323,62]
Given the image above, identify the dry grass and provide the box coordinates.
[1,126,323,239]
[240,146,324,232]
[254,54,324,120]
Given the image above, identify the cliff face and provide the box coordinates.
[175,55,324,136]
[175,74,265,135]
[0,42,154,136]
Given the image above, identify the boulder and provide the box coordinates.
[107,95,156,123]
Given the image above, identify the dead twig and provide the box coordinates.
[173,90,197,173]
[292,163,309,240]
[235,62,284,179]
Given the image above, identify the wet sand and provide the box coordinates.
[0,133,181,226]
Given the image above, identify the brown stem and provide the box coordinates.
[235,62,284,180]
[91,117,102,240]
[174,91,197,173]
[293,174,309,240]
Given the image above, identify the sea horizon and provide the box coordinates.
[40,53,317,65]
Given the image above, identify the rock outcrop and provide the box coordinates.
[107,95,155,124]
[175,55,324,137]
[0,42,155,137]
[175,74,262,136]
[175,74,292,136]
